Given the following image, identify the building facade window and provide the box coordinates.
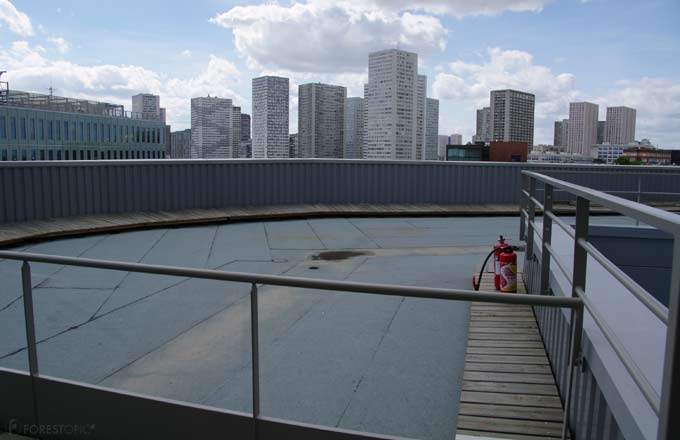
[10,117,17,139]
[56,120,61,140]
[30,119,35,140]
[47,121,53,140]
[20,118,26,140]
[0,116,6,139]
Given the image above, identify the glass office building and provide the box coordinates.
[0,90,166,161]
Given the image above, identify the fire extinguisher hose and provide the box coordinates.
[472,248,496,291]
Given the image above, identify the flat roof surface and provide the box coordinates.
[0,216,526,439]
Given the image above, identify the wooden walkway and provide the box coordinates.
[457,273,568,440]
[0,202,670,247]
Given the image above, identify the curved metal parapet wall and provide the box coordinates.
[1,159,679,224]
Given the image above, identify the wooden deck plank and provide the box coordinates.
[459,403,563,422]
[465,354,549,365]
[466,347,548,356]
[468,339,543,350]
[463,371,556,385]
[467,332,542,342]
[465,362,552,375]
[456,429,557,440]
[462,380,558,396]
[457,415,563,437]
[460,391,563,408]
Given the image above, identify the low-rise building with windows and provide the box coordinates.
[0,90,166,161]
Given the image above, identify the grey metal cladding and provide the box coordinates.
[0,159,679,223]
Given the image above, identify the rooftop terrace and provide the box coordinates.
[1,161,679,440]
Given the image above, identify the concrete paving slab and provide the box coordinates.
[307,218,380,250]
[0,287,111,358]
[40,229,167,290]
[206,222,271,268]
[264,220,326,250]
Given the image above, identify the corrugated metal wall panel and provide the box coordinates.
[0,160,679,224]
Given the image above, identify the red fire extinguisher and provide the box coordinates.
[499,247,517,293]
[493,236,506,291]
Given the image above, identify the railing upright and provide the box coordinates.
[526,177,537,261]
[559,196,589,440]
[520,174,528,241]
[540,184,554,295]
[658,235,680,439]
[21,261,40,428]
[250,283,261,439]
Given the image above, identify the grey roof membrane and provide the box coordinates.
[1,216,531,439]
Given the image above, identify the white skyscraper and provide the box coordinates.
[344,97,364,159]
[415,74,427,160]
[365,49,418,159]
[450,134,463,145]
[605,106,636,144]
[567,102,599,155]
[252,76,289,158]
[298,83,346,158]
[424,98,439,160]
[475,107,491,142]
[438,135,449,160]
[490,89,535,146]
[132,94,161,120]
[190,96,240,158]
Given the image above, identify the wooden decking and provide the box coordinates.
[1,201,674,247]
[458,273,567,440]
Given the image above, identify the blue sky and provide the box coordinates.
[1,0,679,146]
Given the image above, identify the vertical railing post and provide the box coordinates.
[526,177,537,260]
[520,173,527,241]
[658,235,680,439]
[540,184,554,295]
[561,303,584,440]
[21,261,39,377]
[635,175,642,226]
[571,196,589,356]
[250,283,260,439]
[21,261,40,429]
[560,196,589,439]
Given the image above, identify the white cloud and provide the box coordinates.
[366,0,550,17]
[48,36,70,54]
[601,78,680,147]
[0,41,244,130]
[180,49,192,57]
[432,48,680,147]
[0,0,33,36]
[210,1,447,73]
[432,47,578,141]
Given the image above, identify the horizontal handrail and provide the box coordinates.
[575,287,661,413]
[545,211,576,239]
[523,171,680,233]
[0,251,582,309]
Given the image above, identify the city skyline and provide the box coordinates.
[0,0,679,147]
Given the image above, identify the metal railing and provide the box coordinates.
[520,170,680,440]
[0,250,584,440]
